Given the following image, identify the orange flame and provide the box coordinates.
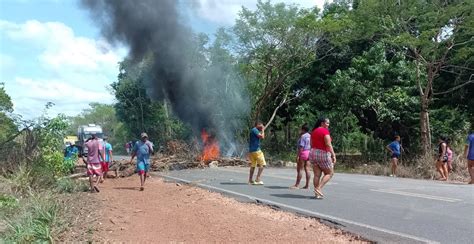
[200,129,220,162]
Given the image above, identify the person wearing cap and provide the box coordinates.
[129,132,154,191]
[101,136,113,181]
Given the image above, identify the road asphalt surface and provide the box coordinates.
[157,167,474,244]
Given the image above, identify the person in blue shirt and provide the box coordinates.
[248,122,265,185]
[463,128,474,184]
[386,135,403,177]
[129,133,154,191]
[101,136,113,182]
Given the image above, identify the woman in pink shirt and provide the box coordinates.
[310,117,336,199]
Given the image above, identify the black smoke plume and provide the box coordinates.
[81,0,248,155]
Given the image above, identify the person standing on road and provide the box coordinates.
[129,133,154,191]
[310,117,336,199]
[125,142,131,155]
[248,122,266,185]
[101,136,113,182]
[85,133,103,193]
[386,135,403,177]
[436,136,449,181]
[464,130,474,184]
[291,124,311,189]
[446,138,454,172]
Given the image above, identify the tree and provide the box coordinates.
[233,0,330,128]
[351,0,474,154]
[0,83,16,143]
[112,60,191,146]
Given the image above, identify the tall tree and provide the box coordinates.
[233,0,330,128]
[353,0,474,154]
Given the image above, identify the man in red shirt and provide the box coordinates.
[310,117,337,199]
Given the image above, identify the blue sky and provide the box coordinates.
[0,0,325,119]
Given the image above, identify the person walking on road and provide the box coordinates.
[386,135,403,177]
[248,122,266,185]
[101,136,113,182]
[310,117,336,199]
[436,136,449,181]
[129,133,154,191]
[291,124,311,189]
[85,133,103,193]
[464,130,474,184]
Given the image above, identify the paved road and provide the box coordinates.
[158,167,474,244]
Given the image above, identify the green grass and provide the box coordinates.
[0,171,89,243]
[55,178,89,193]
[2,193,58,243]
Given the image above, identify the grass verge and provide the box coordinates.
[0,169,90,243]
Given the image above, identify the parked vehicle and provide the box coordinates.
[76,124,103,157]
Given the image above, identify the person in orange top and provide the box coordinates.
[310,117,336,199]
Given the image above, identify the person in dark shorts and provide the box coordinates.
[386,135,403,177]
[436,136,449,181]
[310,117,336,199]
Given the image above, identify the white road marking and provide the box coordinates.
[370,189,462,203]
[162,174,439,244]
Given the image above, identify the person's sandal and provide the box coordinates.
[140,186,144,191]
[289,185,299,189]
[314,189,324,199]
[94,186,100,193]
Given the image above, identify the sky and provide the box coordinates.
[0,0,327,120]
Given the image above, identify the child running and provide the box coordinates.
[129,133,154,191]
[386,135,403,177]
[291,124,311,189]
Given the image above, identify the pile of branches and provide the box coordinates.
[90,140,249,178]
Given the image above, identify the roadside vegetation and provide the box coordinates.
[0,86,90,242]
[104,1,472,181]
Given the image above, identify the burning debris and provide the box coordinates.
[72,140,248,178]
[200,129,220,162]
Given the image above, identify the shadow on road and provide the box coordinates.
[113,187,141,191]
[265,186,290,189]
[220,182,248,185]
[270,193,314,199]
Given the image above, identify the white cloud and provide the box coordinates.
[190,0,329,25]
[0,53,16,78]
[7,77,114,117]
[0,19,126,119]
[0,20,126,73]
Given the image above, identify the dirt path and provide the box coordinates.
[92,176,367,243]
